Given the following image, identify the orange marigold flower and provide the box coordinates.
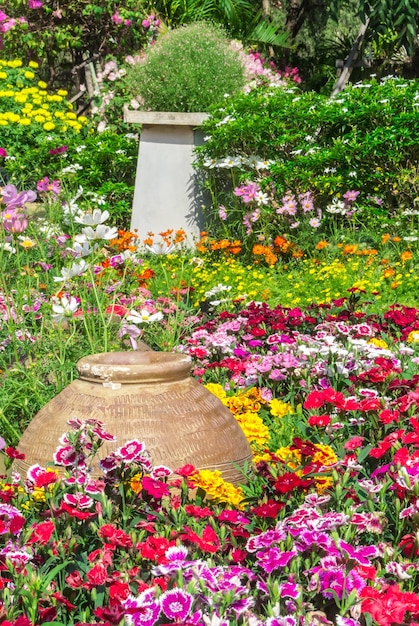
[383,268,395,278]
[292,249,304,259]
[342,244,358,255]
[401,250,412,262]
[392,236,401,242]
[316,240,329,250]
[381,234,390,244]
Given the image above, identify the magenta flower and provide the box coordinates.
[256,548,297,573]
[49,145,68,155]
[339,540,378,565]
[28,0,43,8]
[0,147,6,158]
[160,589,193,621]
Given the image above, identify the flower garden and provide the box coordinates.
[0,24,419,626]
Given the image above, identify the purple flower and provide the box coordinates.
[160,589,193,621]
[0,184,36,210]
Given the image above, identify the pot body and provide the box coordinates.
[16,352,252,484]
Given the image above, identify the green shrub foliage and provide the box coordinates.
[123,22,246,112]
[195,77,419,242]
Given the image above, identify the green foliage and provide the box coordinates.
[195,77,419,245]
[2,0,148,89]
[123,22,246,112]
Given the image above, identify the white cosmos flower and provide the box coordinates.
[52,296,80,323]
[53,260,89,282]
[68,241,97,257]
[75,224,118,243]
[74,209,110,226]
[0,242,16,254]
[126,309,164,324]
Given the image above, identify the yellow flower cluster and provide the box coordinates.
[0,59,88,133]
[269,398,294,418]
[190,469,244,509]
[205,383,270,448]
[407,330,419,344]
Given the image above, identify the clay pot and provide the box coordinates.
[16,352,252,484]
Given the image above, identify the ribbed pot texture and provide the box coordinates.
[16,351,252,485]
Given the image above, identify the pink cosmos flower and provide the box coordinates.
[37,177,61,195]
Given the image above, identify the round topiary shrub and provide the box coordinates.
[124,22,246,112]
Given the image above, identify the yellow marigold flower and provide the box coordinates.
[313,443,338,467]
[0,71,7,80]
[66,111,77,120]
[407,331,419,344]
[190,469,244,509]
[252,452,272,464]
[269,399,294,418]
[0,120,8,126]
[38,80,47,89]
[205,383,227,401]
[34,115,45,123]
[58,89,68,96]
[235,411,270,446]
[18,118,31,125]
[24,71,35,80]
[78,115,88,123]
[43,121,55,131]
[29,61,39,68]
[368,338,388,349]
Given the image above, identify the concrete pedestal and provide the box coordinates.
[124,110,209,247]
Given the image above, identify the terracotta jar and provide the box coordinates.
[16,352,252,484]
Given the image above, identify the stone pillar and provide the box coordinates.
[124,110,209,247]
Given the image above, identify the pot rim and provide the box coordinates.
[76,351,192,384]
